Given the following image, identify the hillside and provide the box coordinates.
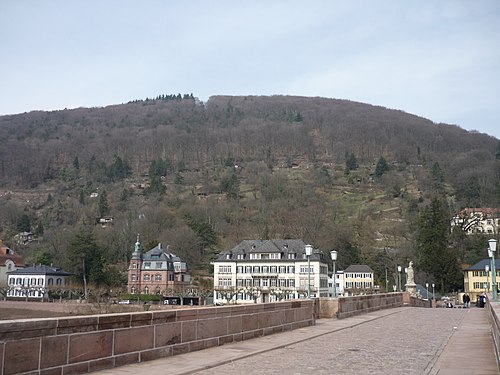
[0,95,498,290]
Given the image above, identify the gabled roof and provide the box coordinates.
[464,259,500,271]
[344,264,374,273]
[0,240,25,267]
[7,265,71,276]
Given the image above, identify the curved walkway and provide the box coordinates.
[96,306,498,375]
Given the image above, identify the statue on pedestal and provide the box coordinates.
[406,261,417,296]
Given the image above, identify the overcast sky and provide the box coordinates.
[1,1,499,139]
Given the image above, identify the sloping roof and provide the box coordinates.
[7,265,71,276]
[142,243,182,262]
[464,258,500,271]
[0,241,25,267]
[344,264,374,273]
[214,239,323,261]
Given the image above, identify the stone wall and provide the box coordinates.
[486,296,500,366]
[336,293,403,319]
[0,300,314,375]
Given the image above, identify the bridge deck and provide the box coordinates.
[96,306,498,375]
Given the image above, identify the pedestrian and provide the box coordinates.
[463,294,470,308]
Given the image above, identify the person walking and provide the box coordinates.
[463,294,470,308]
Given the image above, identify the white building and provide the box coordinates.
[7,265,71,299]
[212,239,329,305]
[451,208,500,235]
[328,270,344,297]
[343,265,375,295]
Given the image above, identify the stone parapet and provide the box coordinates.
[336,293,403,319]
[486,295,500,367]
[0,300,314,375]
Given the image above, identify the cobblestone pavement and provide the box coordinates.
[196,308,467,375]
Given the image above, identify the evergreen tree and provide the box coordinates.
[98,190,109,217]
[374,156,389,178]
[346,153,358,171]
[17,214,31,232]
[416,198,462,292]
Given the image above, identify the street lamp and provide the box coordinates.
[425,283,429,300]
[404,267,408,291]
[485,264,490,293]
[432,283,435,299]
[305,244,313,299]
[489,239,497,302]
[330,250,337,298]
[397,265,402,292]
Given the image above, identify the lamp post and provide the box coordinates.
[432,283,435,299]
[489,239,497,302]
[330,250,337,298]
[425,283,429,300]
[397,265,402,292]
[485,264,490,293]
[305,244,313,299]
[404,267,408,291]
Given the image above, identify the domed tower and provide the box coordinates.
[127,234,143,294]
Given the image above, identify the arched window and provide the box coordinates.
[47,278,54,286]
[56,278,62,285]
[131,286,137,294]
[131,274,137,282]
[155,286,161,294]
[144,286,149,294]
[143,274,150,281]
[155,274,162,281]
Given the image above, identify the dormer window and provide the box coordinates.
[226,254,231,260]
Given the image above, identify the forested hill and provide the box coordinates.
[0,95,499,292]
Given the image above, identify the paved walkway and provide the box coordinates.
[96,306,499,375]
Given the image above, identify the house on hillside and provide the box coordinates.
[127,236,191,303]
[212,239,330,305]
[0,240,24,287]
[6,265,71,300]
[451,208,500,235]
[343,265,375,295]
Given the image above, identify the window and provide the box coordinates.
[262,266,269,273]
[270,278,277,287]
[143,274,151,281]
[270,266,277,273]
[156,262,162,269]
[38,279,44,286]
[30,278,36,285]
[288,266,295,274]
[131,275,137,282]
[47,278,54,286]
[132,263,137,269]
[253,266,260,273]
[237,254,244,259]
[288,253,296,259]
[245,266,251,273]
[144,286,149,294]
[288,279,295,287]
[56,278,62,285]
[155,274,162,281]
[144,262,151,269]
[279,278,286,287]
[169,274,174,281]
[245,279,252,287]
[237,279,244,287]
[237,266,243,273]
[262,279,269,287]
[279,266,286,273]
[219,265,232,274]
[218,278,232,287]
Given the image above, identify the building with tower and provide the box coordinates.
[127,236,191,300]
